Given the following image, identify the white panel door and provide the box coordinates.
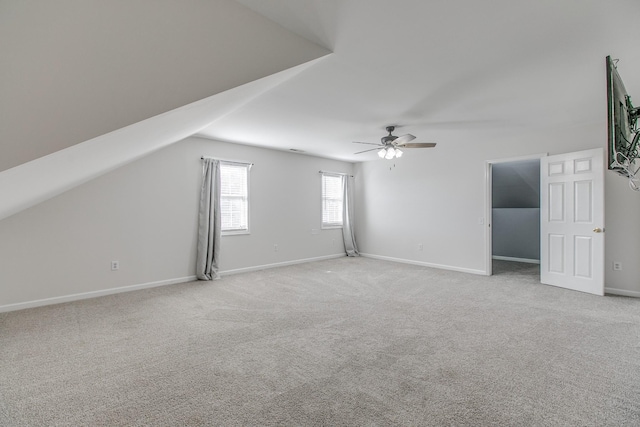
[540,148,604,295]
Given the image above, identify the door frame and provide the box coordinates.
[484,153,547,276]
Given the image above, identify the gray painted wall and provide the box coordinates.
[492,208,540,260]
[492,159,540,260]
[0,137,353,309]
[492,160,540,208]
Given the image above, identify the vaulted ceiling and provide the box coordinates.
[200,0,640,161]
[1,0,639,221]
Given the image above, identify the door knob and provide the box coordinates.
[593,227,603,233]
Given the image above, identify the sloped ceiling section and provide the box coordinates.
[0,0,330,172]
[0,58,327,222]
[0,0,331,221]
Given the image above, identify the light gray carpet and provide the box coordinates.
[1,257,639,426]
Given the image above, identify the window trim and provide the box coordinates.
[220,161,251,236]
[321,172,344,229]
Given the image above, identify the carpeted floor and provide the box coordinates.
[491,259,540,278]
[1,257,639,426]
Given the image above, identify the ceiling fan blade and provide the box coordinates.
[397,142,437,148]
[353,141,382,146]
[354,147,382,155]
[393,134,416,145]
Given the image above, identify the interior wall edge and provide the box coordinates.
[0,276,197,314]
[492,256,540,264]
[220,254,346,277]
[360,253,487,276]
[604,287,640,298]
[0,253,353,314]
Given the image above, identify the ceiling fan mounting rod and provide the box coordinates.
[382,125,398,145]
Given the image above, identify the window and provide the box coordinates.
[322,173,344,228]
[220,162,250,234]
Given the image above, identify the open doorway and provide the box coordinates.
[485,155,543,278]
[485,150,604,294]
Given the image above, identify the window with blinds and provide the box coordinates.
[321,173,344,228]
[220,162,250,234]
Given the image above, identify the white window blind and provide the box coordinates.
[220,162,250,233]
[322,173,344,228]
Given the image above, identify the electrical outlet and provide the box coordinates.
[111,261,120,271]
[274,244,278,252]
[418,243,424,251]
[613,261,622,271]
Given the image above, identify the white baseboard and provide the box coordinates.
[492,256,540,264]
[4,256,636,313]
[0,254,348,313]
[604,287,640,298]
[0,276,197,314]
[360,253,486,275]
[220,253,346,276]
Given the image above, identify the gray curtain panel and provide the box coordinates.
[342,176,359,257]
[196,158,221,280]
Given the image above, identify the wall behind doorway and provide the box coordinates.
[492,159,541,262]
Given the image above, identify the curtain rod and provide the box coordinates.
[319,170,354,177]
[201,156,253,166]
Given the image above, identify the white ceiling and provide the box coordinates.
[199,0,640,162]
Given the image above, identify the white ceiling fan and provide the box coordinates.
[353,126,437,159]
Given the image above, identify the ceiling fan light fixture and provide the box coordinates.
[353,125,436,158]
[384,147,396,159]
